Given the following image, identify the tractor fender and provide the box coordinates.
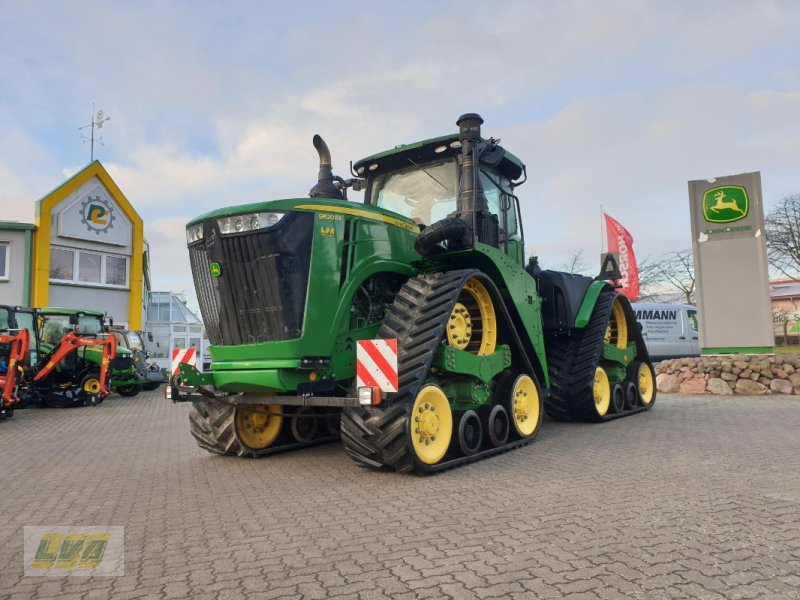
[414,218,466,256]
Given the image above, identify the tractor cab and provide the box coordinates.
[354,117,528,267]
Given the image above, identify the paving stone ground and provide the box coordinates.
[0,391,799,599]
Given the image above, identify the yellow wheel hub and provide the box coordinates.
[604,297,629,350]
[235,405,283,450]
[638,363,655,406]
[446,302,472,350]
[410,385,453,465]
[83,378,101,394]
[511,375,540,437]
[447,278,497,356]
[593,367,611,417]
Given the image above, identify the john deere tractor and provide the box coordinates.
[176,113,655,473]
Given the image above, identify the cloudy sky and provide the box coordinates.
[1,0,799,310]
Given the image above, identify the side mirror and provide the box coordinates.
[148,332,154,342]
[69,314,79,326]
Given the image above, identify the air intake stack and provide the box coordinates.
[455,113,498,248]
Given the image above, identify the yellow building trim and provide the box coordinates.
[32,161,144,328]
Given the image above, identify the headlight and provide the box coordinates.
[186,223,204,244]
[217,211,285,235]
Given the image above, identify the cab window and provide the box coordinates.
[371,159,458,226]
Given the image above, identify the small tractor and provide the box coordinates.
[32,308,139,403]
[174,114,656,473]
[110,327,165,391]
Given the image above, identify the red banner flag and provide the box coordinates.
[604,213,640,300]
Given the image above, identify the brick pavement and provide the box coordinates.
[0,392,799,599]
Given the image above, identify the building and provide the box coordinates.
[771,280,800,347]
[0,221,35,306]
[144,291,207,371]
[31,161,146,328]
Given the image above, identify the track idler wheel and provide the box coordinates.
[234,405,284,451]
[410,385,453,466]
[634,361,656,408]
[611,383,625,414]
[593,367,611,418]
[505,374,542,439]
[457,410,483,456]
[290,407,319,443]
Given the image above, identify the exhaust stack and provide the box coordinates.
[309,134,344,200]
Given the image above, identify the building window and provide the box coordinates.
[50,248,74,280]
[106,256,126,286]
[79,252,102,283]
[49,246,128,288]
[0,242,8,280]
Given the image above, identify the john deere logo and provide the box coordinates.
[702,186,749,224]
[209,262,221,277]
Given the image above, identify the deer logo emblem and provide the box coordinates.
[702,186,749,224]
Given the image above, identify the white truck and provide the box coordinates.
[631,303,700,360]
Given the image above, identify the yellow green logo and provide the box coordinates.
[209,262,221,277]
[702,185,749,223]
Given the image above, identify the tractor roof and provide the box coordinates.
[353,133,525,182]
[38,307,105,318]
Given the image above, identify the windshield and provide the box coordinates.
[38,313,103,344]
[126,331,144,351]
[371,159,458,226]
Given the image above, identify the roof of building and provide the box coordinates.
[0,221,35,230]
[771,280,800,298]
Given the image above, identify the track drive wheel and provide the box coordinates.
[446,278,497,356]
[410,385,453,466]
[235,405,284,451]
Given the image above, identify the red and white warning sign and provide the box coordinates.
[171,347,197,375]
[356,339,398,393]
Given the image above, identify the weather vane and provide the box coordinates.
[79,102,111,162]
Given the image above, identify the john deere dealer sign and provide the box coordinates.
[688,171,773,354]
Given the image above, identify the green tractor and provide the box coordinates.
[110,328,165,391]
[175,113,655,473]
[32,308,142,403]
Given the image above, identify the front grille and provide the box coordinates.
[189,212,313,345]
[112,356,133,370]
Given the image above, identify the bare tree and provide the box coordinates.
[766,193,800,280]
[557,250,592,276]
[637,249,695,304]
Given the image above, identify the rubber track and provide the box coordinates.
[341,269,537,474]
[544,290,654,422]
[188,398,337,458]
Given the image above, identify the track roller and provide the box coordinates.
[611,383,625,414]
[483,404,510,448]
[457,410,482,456]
